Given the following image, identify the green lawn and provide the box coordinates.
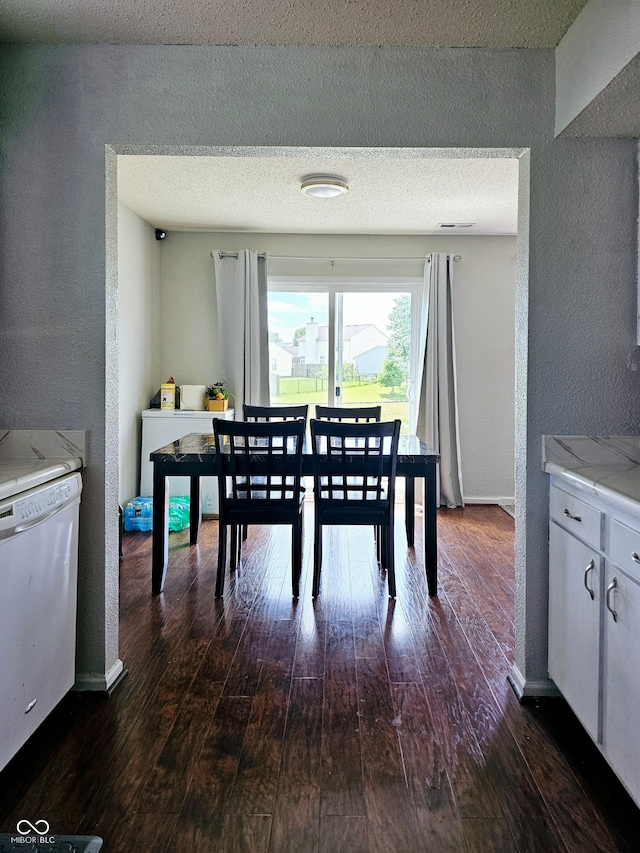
[272,378,410,429]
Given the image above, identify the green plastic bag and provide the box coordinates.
[168,496,190,532]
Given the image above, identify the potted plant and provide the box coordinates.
[205,383,230,412]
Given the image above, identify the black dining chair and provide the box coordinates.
[213,418,306,598]
[244,403,309,424]
[315,404,381,423]
[316,405,384,556]
[310,418,401,598]
[241,404,309,541]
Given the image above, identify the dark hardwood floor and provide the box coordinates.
[2,504,640,851]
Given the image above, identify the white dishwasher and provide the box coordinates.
[0,469,82,771]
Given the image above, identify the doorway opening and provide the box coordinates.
[107,143,527,692]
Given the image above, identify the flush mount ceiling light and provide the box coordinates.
[300,175,349,199]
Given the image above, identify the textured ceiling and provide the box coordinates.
[117,150,520,235]
[0,0,587,47]
[4,2,583,235]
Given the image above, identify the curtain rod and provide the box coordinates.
[212,250,267,260]
[212,251,461,262]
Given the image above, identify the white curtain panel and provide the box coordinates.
[416,253,464,508]
[213,250,270,412]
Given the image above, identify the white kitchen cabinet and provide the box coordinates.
[603,532,640,805]
[548,477,640,807]
[548,519,601,742]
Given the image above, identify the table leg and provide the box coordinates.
[404,476,415,546]
[152,463,169,594]
[424,463,438,596]
[189,475,201,545]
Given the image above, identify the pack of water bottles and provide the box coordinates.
[123,495,190,532]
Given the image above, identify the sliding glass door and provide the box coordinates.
[267,279,421,432]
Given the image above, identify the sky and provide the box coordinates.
[268,290,405,343]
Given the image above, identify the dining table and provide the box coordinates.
[149,432,440,596]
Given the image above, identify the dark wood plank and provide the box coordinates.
[170,695,253,850]
[356,656,425,853]
[320,679,366,817]
[400,592,506,820]
[227,616,298,814]
[391,681,467,851]
[319,815,369,853]
[135,678,221,814]
[268,676,323,853]
[461,817,520,852]
[218,813,272,853]
[426,583,567,851]
[113,811,178,853]
[381,597,423,683]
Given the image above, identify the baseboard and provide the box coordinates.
[74,658,125,694]
[463,496,514,505]
[508,665,560,702]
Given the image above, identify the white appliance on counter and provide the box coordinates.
[0,469,82,771]
[140,408,235,515]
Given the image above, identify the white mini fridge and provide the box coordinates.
[140,408,235,516]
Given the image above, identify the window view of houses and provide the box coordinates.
[267,290,412,429]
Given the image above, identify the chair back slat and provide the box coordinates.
[214,418,305,505]
[243,403,309,426]
[315,405,381,423]
[310,418,400,505]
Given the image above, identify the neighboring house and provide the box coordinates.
[354,345,387,376]
[269,341,295,376]
[297,319,388,370]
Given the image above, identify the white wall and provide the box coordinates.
[158,230,516,502]
[0,45,637,695]
[117,202,160,506]
[157,231,220,383]
[453,237,516,503]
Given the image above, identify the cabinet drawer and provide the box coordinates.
[609,519,640,583]
[550,485,602,550]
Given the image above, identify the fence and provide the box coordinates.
[272,376,330,396]
[269,375,410,432]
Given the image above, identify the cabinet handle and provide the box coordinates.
[563,508,582,522]
[605,577,618,622]
[583,559,595,600]
[632,551,640,564]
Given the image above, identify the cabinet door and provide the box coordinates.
[603,565,640,804]
[549,522,601,741]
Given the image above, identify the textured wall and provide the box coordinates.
[0,45,637,691]
[117,202,160,507]
[556,0,640,136]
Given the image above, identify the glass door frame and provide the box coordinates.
[268,276,424,430]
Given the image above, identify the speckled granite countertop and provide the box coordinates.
[0,430,87,502]
[543,435,640,516]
